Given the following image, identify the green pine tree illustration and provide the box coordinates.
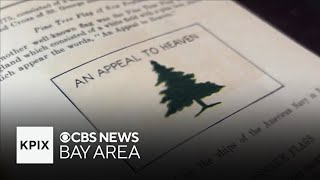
[151,60,225,117]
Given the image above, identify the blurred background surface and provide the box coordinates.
[238,0,320,56]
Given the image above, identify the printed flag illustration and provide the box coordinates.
[52,25,282,169]
[151,60,225,117]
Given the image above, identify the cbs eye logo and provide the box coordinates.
[16,127,53,164]
[60,132,71,143]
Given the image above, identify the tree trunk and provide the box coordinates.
[194,99,221,117]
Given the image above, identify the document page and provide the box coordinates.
[1,1,319,179]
